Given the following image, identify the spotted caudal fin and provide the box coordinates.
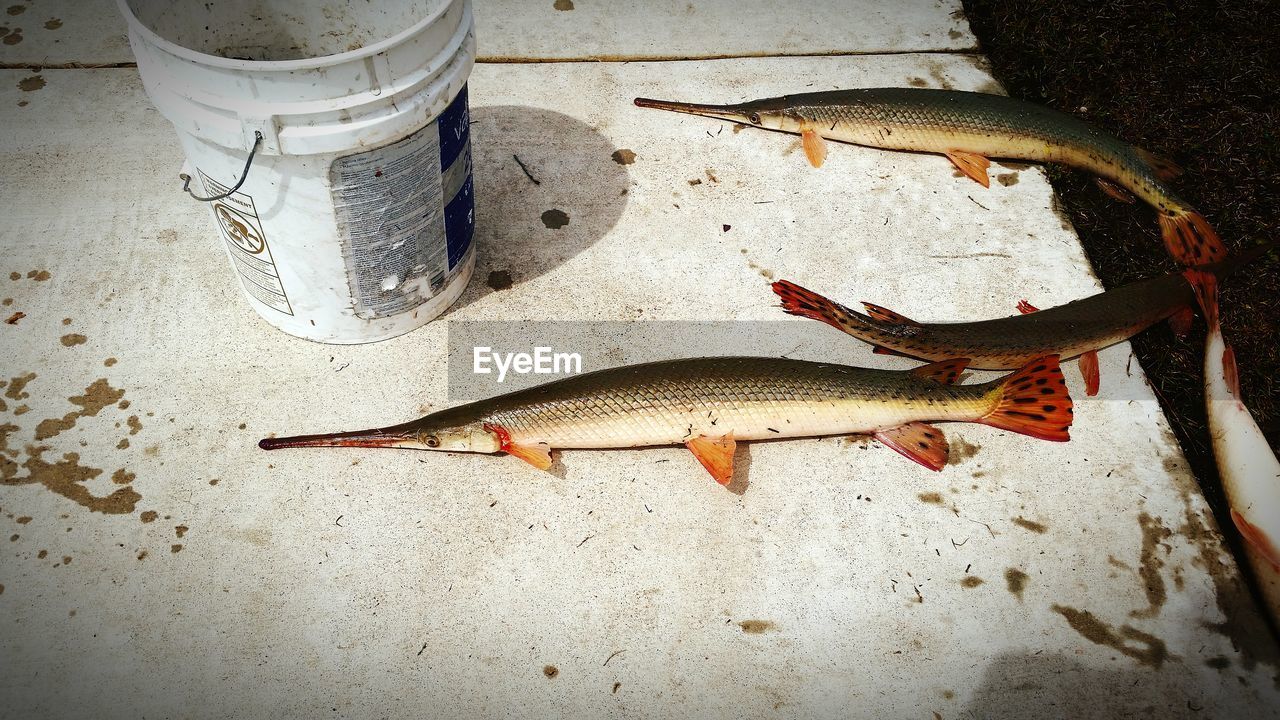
[772,279,861,332]
[1136,148,1183,181]
[979,355,1073,441]
[1159,210,1227,266]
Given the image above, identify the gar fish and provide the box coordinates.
[259,355,1073,482]
[634,88,1224,266]
[770,244,1276,397]
[1184,269,1280,621]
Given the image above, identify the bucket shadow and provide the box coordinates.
[449,105,630,312]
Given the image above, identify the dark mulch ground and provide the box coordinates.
[962,1,1279,552]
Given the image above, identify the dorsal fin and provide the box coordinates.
[911,358,970,385]
[861,301,919,327]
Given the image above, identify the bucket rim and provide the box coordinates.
[116,0,463,72]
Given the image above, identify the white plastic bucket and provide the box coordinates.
[118,0,477,343]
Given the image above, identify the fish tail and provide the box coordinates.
[772,279,873,333]
[978,355,1073,442]
[1159,208,1227,266]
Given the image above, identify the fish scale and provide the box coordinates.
[481,357,993,449]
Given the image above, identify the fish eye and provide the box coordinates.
[748,112,762,125]
[425,435,440,448]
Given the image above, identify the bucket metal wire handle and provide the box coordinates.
[178,132,264,202]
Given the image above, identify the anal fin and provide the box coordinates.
[1169,306,1194,337]
[686,431,737,486]
[1079,350,1100,397]
[801,128,828,168]
[911,358,970,385]
[945,150,991,187]
[875,422,949,471]
[1016,300,1040,314]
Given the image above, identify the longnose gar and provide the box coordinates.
[1184,269,1280,622]
[634,88,1224,266]
[771,244,1275,397]
[259,355,1072,483]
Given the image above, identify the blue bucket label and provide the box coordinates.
[330,86,475,319]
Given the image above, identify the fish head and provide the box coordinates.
[258,404,503,455]
[633,96,796,132]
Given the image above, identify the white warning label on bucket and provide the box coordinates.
[199,171,293,316]
[329,90,473,320]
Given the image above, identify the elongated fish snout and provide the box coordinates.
[633,97,754,123]
[259,426,418,451]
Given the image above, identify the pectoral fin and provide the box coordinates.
[946,150,991,187]
[686,431,737,485]
[485,422,553,470]
[1016,299,1040,314]
[802,128,828,168]
[875,422,949,471]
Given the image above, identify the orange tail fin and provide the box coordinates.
[979,355,1073,442]
[772,279,861,333]
[1159,210,1227,266]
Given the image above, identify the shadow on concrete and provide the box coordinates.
[449,104,630,314]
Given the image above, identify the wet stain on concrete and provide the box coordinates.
[111,469,134,485]
[1,28,21,45]
[1205,656,1231,670]
[175,525,188,538]
[996,172,1020,187]
[553,0,573,10]
[1005,568,1028,601]
[1178,503,1280,675]
[541,209,569,229]
[908,76,929,88]
[59,334,86,347]
[1012,516,1047,534]
[947,437,981,465]
[918,492,944,505]
[1050,604,1169,669]
[127,415,142,435]
[140,510,157,523]
[103,358,117,367]
[486,270,513,291]
[2,375,141,515]
[1131,513,1172,619]
[171,544,183,553]
[34,379,124,440]
[611,149,635,165]
[6,5,24,15]
[43,18,59,29]
[543,665,559,678]
[26,270,49,281]
[948,29,963,39]
[739,620,774,634]
[960,576,985,589]
[17,75,43,92]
